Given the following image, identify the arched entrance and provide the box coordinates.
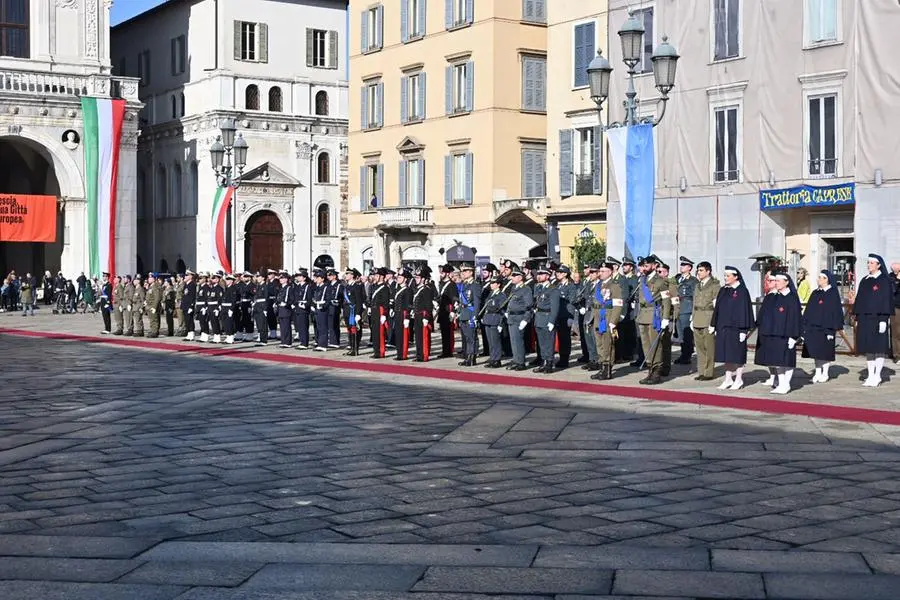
[244,210,283,272]
[0,138,64,277]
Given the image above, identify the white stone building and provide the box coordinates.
[111,0,349,275]
[0,0,141,278]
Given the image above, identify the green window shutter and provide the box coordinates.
[258,23,269,63]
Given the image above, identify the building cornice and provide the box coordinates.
[797,69,849,85]
[706,81,750,97]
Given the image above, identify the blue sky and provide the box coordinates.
[111,0,167,25]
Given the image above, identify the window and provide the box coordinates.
[189,162,199,216]
[317,152,331,183]
[316,204,330,236]
[522,0,546,24]
[180,92,186,116]
[445,0,473,29]
[445,61,474,115]
[573,22,595,88]
[402,72,426,123]
[559,127,601,197]
[713,106,740,182]
[522,56,546,111]
[170,35,186,75]
[315,91,329,116]
[713,0,740,61]
[400,159,425,206]
[359,163,383,211]
[444,152,473,206]
[156,165,168,219]
[521,149,546,199]
[235,21,268,62]
[170,163,183,217]
[633,7,654,73]
[361,5,383,53]
[808,95,837,176]
[0,0,28,59]
[360,81,384,129]
[574,128,595,194]
[170,95,177,120]
[245,84,260,110]
[268,86,282,112]
[137,50,151,86]
[402,0,426,41]
[806,0,837,45]
[118,57,126,77]
[306,28,338,69]
[137,170,147,220]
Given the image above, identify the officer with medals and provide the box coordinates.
[412,266,437,362]
[504,267,533,371]
[221,273,237,344]
[437,265,459,358]
[292,269,313,349]
[250,272,269,346]
[342,268,366,356]
[591,260,624,380]
[369,268,391,359]
[195,273,209,342]
[532,263,560,374]
[480,275,507,368]
[238,272,254,341]
[675,257,699,364]
[311,269,329,351]
[690,261,721,381]
[99,272,113,334]
[393,269,414,360]
[636,254,673,385]
[325,268,343,348]
[456,264,482,366]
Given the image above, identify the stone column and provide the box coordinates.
[372,229,387,268]
[389,239,402,270]
[60,198,86,277]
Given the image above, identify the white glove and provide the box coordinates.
[579,307,587,315]
[567,319,574,327]
[390,310,395,318]
[403,319,410,328]
[708,326,715,334]
[423,319,429,327]
[788,337,797,349]
[497,325,503,333]
[661,319,670,329]
[151,308,157,314]
[380,315,387,325]
[187,308,193,315]
[609,323,616,330]
[228,310,233,318]
[690,317,694,327]
[879,321,887,334]
[450,312,457,320]
[127,305,132,311]
[739,332,747,343]
[355,315,362,324]
[826,334,834,341]
[548,323,555,332]
[118,306,124,312]
[518,320,527,331]
[201,308,207,315]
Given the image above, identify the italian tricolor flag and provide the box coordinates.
[81,97,126,277]
[211,186,233,273]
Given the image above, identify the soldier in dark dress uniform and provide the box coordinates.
[456,264,482,366]
[326,269,343,348]
[578,265,601,370]
[479,264,498,357]
[251,272,270,346]
[196,273,209,342]
[163,278,176,336]
[292,270,313,349]
[311,269,329,351]
[481,276,507,368]
[854,253,894,387]
[523,259,539,359]
[181,271,196,341]
[412,266,437,362]
[675,257,699,364]
[99,273,113,333]
[393,269,414,360]
[613,257,639,365]
[276,272,294,348]
[265,270,279,339]
[755,273,802,394]
[369,268,391,358]
[238,272,254,341]
[220,274,237,343]
[342,268,366,356]
[505,268,533,371]
[711,266,755,390]
[437,265,459,358]
[532,264,560,374]
[207,273,223,343]
[499,260,517,358]
[554,265,577,369]
[802,270,844,383]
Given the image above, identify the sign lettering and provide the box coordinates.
[759,182,855,212]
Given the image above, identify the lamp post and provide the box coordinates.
[209,118,249,272]
[587,11,680,128]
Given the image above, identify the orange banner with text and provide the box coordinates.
[0,194,57,243]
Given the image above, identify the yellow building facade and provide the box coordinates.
[347,0,549,271]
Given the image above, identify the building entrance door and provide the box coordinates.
[244,211,283,273]
[822,236,855,289]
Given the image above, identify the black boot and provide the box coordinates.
[639,368,654,385]
[532,361,546,373]
[604,364,614,380]
[543,360,555,374]
[529,358,542,367]
[590,367,604,380]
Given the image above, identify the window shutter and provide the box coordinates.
[376,164,384,207]
[559,129,574,197]
[179,37,186,73]
[145,50,152,84]
[445,0,453,29]
[573,25,583,86]
[359,166,367,211]
[418,159,426,205]
[399,161,408,206]
[574,23,593,87]
[535,0,546,22]
[592,125,602,194]
[234,21,242,60]
[521,151,533,198]
[400,76,409,123]
[465,0,474,24]
[418,72,427,118]
[360,86,368,128]
[306,29,314,67]
[401,0,409,42]
[535,57,546,110]
[465,61,474,112]
[444,155,452,205]
[445,65,453,115]
[170,38,177,75]
[522,58,534,109]
[537,149,546,197]
[376,6,384,49]
[375,82,384,127]
[417,0,427,36]
[328,31,338,69]
[258,23,269,63]
[523,0,534,21]
[464,152,474,205]
[360,11,368,52]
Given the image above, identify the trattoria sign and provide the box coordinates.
[759,182,855,212]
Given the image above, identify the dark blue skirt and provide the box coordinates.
[715,326,748,365]
[755,335,797,368]
[801,326,836,361]
[856,314,891,355]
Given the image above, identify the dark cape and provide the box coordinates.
[853,271,893,355]
[802,280,844,361]
[712,283,754,364]
[755,289,802,368]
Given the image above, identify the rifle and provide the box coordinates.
[639,320,672,370]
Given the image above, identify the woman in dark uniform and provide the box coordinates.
[802,270,844,383]
[755,273,802,394]
[754,274,780,388]
[853,253,893,387]
[711,266,755,390]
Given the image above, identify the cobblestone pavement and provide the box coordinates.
[3,319,900,598]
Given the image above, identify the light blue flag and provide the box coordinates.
[607,123,656,260]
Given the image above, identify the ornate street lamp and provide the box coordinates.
[211,118,250,272]
[587,11,680,128]
[578,226,595,241]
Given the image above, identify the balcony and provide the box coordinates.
[492,196,548,224]
[0,69,140,102]
[376,206,434,232]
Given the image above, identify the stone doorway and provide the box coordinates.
[244,210,283,272]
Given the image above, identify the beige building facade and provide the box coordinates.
[545,0,610,266]
[347,0,548,271]
[605,0,900,297]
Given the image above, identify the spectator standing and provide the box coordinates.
[796,268,812,304]
[20,273,35,316]
[892,262,900,363]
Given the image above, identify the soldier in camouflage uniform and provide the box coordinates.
[131,274,146,337]
[591,261,624,380]
[174,273,185,337]
[145,273,162,338]
[691,261,721,380]
[635,255,672,385]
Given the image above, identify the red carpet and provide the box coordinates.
[3,327,898,426]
